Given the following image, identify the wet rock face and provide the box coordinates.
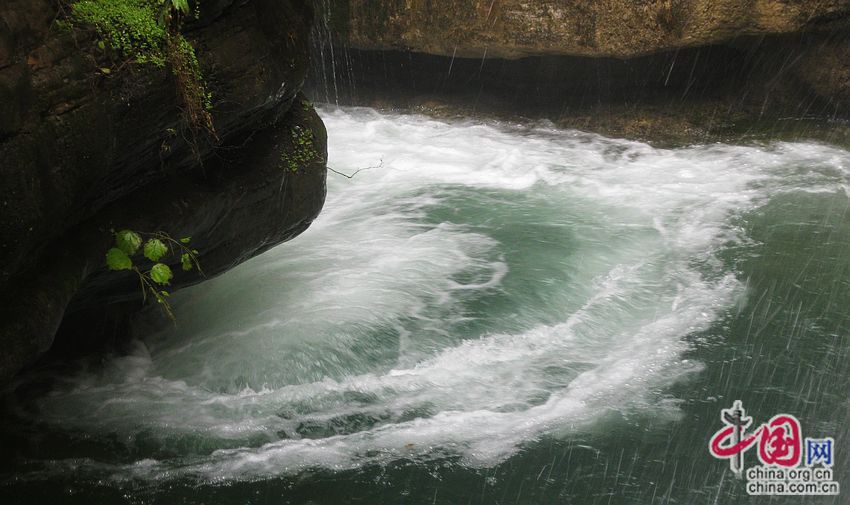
[315,0,850,132]
[793,36,850,108]
[335,0,850,59]
[0,0,327,384]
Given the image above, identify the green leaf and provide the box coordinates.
[180,237,191,244]
[115,229,142,255]
[181,253,193,271]
[144,239,168,262]
[106,248,133,271]
[171,0,190,14]
[150,263,173,285]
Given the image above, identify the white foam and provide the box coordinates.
[25,106,850,482]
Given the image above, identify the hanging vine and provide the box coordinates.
[105,229,202,321]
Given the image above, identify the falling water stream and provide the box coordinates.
[1,106,849,504]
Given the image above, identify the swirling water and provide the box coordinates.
[1,107,849,504]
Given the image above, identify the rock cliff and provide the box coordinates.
[336,0,850,59]
[0,0,327,384]
[314,0,850,144]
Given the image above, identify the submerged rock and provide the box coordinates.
[0,0,327,385]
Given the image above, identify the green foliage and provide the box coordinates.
[115,229,142,255]
[106,247,133,270]
[167,33,215,132]
[170,0,189,15]
[281,126,320,173]
[68,0,215,134]
[150,263,173,284]
[71,0,168,66]
[105,229,202,321]
[143,238,168,261]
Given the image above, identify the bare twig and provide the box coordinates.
[327,159,383,179]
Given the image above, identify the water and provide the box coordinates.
[2,107,849,504]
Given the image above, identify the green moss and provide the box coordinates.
[167,33,214,132]
[71,0,169,66]
[68,0,214,133]
[170,36,212,112]
[281,126,319,173]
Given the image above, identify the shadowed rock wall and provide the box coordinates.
[0,0,327,384]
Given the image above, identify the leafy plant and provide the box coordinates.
[281,126,320,173]
[106,229,201,321]
[169,0,190,15]
[68,0,215,135]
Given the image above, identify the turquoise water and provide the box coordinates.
[1,107,848,503]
